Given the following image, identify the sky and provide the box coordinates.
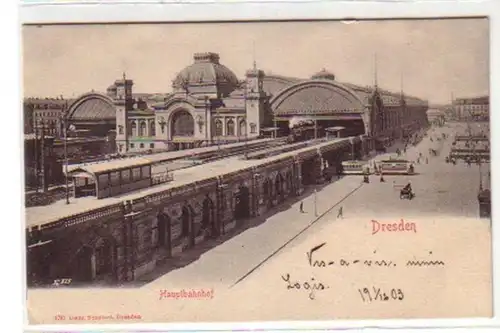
[22,18,489,104]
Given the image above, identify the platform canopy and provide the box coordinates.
[261,127,280,132]
[325,126,346,132]
[66,157,152,178]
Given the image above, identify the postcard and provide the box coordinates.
[23,18,492,324]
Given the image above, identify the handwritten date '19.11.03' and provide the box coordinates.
[358,287,404,303]
[281,242,445,301]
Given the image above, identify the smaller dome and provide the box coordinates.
[312,68,336,81]
[107,84,117,91]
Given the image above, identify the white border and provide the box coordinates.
[11,0,500,331]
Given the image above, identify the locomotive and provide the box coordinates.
[287,120,323,143]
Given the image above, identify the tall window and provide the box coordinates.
[131,121,137,137]
[226,119,235,136]
[215,119,223,136]
[250,123,257,134]
[141,166,150,178]
[118,125,124,135]
[121,169,130,183]
[149,121,156,136]
[132,167,141,180]
[239,120,246,136]
[139,121,147,137]
[110,171,120,186]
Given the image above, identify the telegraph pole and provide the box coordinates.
[314,188,318,217]
[40,121,46,192]
[34,115,39,193]
[63,102,70,204]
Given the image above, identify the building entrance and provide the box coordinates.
[234,186,250,220]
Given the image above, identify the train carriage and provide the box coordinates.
[342,160,371,175]
[378,159,415,175]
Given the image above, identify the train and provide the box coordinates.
[341,160,371,175]
[286,122,323,143]
[377,159,415,175]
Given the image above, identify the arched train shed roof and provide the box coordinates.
[270,80,366,116]
[67,92,116,121]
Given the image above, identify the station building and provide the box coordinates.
[59,52,428,155]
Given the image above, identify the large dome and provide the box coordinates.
[172,52,239,90]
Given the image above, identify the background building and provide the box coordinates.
[452,96,489,121]
[426,109,446,126]
[24,97,70,136]
[24,132,63,191]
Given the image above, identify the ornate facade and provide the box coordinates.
[113,53,428,154]
[50,52,428,155]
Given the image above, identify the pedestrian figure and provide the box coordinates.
[337,206,343,219]
[380,174,385,182]
[426,157,428,164]
[299,201,304,213]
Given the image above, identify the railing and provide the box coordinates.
[37,202,124,231]
[151,173,174,186]
[25,186,72,207]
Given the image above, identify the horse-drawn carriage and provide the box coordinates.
[400,184,415,200]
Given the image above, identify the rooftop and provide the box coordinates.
[67,157,152,176]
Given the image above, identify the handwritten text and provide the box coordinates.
[358,287,405,303]
[307,243,443,268]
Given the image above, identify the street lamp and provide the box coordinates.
[314,188,318,217]
[477,157,483,191]
[252,173,261,216]
[217,183,229,235]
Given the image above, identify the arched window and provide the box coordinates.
[118,125,124,135]
[171,110,194,136]
[239,120,246,137]
[139,121,147,137]
[250,123,257,134]
[131,121,137,137]
[226,119,235,136]
[215,119,223,136]
[149,121,156,136]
